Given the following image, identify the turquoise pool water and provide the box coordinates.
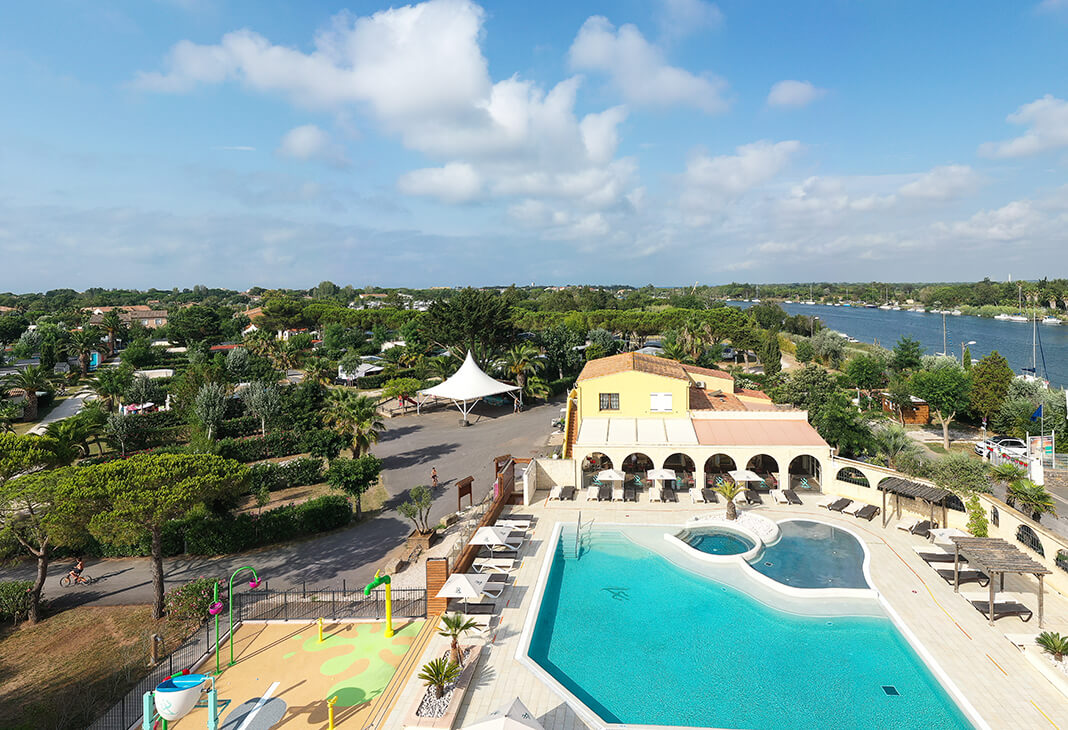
[678,527,755,555]
[749,519,869,589]
[528,525,974,729]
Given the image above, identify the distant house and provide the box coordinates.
[879,392,930,425]
[84,305,168,329]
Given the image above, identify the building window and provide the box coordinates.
[1016,524,1044,557]
[599,393,619,411]
[650,393,673,412]
[990,506,999,528]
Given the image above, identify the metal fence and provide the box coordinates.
[88,586,426,730]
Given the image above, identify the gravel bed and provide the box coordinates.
[415,647,473,718]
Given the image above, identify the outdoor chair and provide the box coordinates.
[559,486,576,501]
[478,546,518,560]
[825,498,852,512]
[460,601,498,615]
[548,486,563,501]
[854,504,880,521]
[968,600,1033,622]
[691,489,706,504]
[473,558,516,574]
[702,489,719,503]
[782,489,803,505]
[612,485,624,501]
[663,489,678,503]
[934,568,990,587]
[772,490,789,504]
[624,487,637,502]
[497,518,532,530]
[598,484,612,501]
[895,517,921,532]
[914,549,966,565]
[648,486,662,502]
[743,489,764,505]
[586,485,599,501]
[842,501,865,516]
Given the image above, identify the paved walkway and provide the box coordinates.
[27,389,91,434]
[2,398,562,609]
[384,496,1068,730]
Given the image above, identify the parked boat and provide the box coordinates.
[1042,316,1062,325]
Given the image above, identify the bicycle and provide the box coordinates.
[59,573,94,587]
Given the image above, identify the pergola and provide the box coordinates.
[949,536,1052,627]
[878,477,950,528]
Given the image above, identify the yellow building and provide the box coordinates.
[561,352,830,492]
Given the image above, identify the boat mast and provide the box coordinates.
[942,312,947,355]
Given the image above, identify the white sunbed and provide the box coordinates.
[497,519,531,531]
[842,501,865,516]
[912,545,949,556]
[895,517,921,532]
[612,485,624,501]
[816,495,842,509]
[482,582,505,598]
[548,486,562,501]
[691,489,706,504]
[474,557,516,574]
[772,490,789,504]
[586,485,599,501]
[648,486,662,502]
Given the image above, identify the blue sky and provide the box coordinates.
[2,0,1067,291]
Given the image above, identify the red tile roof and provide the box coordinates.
[692,418,828,447]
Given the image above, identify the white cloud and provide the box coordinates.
[936,200,1043,241]
[898,165,979,200]
[579,106,628,165]
[397,162,482,203]
[684,140,802,195]
[657,0,723,40]
[1037,0,1068,11]
[979,95,1068,158]
[277,124,348,167]
[569,16,728,113]
[766,80,826,108]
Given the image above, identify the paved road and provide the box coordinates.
[6,397,562,608]
[28,390,91,434]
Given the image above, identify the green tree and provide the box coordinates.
[301,355,335,388]
[168,305,223,346]
[810,330,845,367]
[58,454,247,618]
[382,377,422,403]
[325,390,385,457]
[0,445,84,624]
[871,424,919,470]
[886,371,912,426]
[193,382,228,440]
[911,365,971,450]
[930,452,990,496]
[243,381,283,437]
[438,613,481,666]
[89,365,135,412]
[538,324,586,380]
[714,479,743,520]
[399,484,434,534]
[961,345,972,372]
[0,400,20,433]
[43,415,101,465]
[125,374,164,406]
[3,365,56,421]
[418,657,461,699]
[1008,479,1057,523]
[969,351,1014,424]
[424,288,516,366]
[965,496,989,537]
[890,336,924,372]
[0,314,29,346]
[773,365,837,412]
[65,327,107,375]
[302,429,347,460]
[794,338,815,364]
[106,412,134,458]
[810,392,873,457]
[844,354,886,396]
[758,330,782,377]
[498,343,546,392]
[99,310,127,355]
[325,454,382,520]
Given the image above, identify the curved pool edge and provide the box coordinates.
[664,522,763,563]
[515,519,991,730]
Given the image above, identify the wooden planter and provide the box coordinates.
[404,643,484,730]
[407,530,437,551]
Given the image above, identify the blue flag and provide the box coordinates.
[1030,404,1043,422]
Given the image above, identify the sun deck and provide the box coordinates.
[384,496,1068,730]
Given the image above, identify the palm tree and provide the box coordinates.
[65,327,106,375]
[438,613,481,666]
[98,310,126,355]
[301,356,335,387]
[1008,479,1057,522]
[428,355,457,382]
[43,416,100,465]
[417,657,461,699]
[990,462,1026,485]
[714,479,743,520]
[498,343,545,392]
[88,367,134,412]
[872,424,917,470]
[324,389,385,457]
[660,339,692,364]
[3,366,55,421]
[1037,632,1068,662]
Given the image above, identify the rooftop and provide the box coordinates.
[576,352,732,384]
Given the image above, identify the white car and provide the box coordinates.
[975,436,1026,457]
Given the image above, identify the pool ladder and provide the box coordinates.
[561,513,593,559]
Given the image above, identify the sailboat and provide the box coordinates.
[1041,315,1062,325]
[1018,309,1050,388]
[934,312,949,357]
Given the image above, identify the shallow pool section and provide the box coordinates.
[749,519,869,589]
[527,525,973,730]
[676,526,756,555]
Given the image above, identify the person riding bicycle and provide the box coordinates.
[67,557,86,584]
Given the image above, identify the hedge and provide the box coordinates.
[248,457,324,493]
[352,369,416,389]
[218,415,261,439]
[216,432,303,463]
[0,580,33,625]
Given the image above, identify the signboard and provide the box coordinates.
[1029,435,1054,459]
[456,476,474,512]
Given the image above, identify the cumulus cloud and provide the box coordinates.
[397,162,482,203]
[277,125,349,167]
[657,0,723,40]
[569,16,729,113]
[979,95,1068,158]
[685,140,802,195]
[766,80,826,108]
[898,165,979,200]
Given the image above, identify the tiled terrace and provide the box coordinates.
[384,494,1068,730]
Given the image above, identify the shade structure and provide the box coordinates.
[417,351,521,422]
[435,573,491,600]
[470,526,516,547]
[463,698,544,730]
[647,468,677,481]
[597,469,626,482]
[729,469,762,484]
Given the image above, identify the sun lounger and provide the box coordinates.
[782,489,803,505]
[934,568,990,587]
[460,601,497,615]
[842,501,864,516]
[663,489,678,503]
[612,485,624,501]
[968,600,1033,622]
[743,489,764,505]
[854,504,880,521]
[586,485,599,501]
[548,485,563,501]
[648,487,662,502]
[497,518,532,530]
[691,489,706,504]
[624,487,637,502]
[485,573,509,585]
[473,558,516,574]
[598,484,612,501]
[772,490,789,504]
[478,546,518,560]
[826,498,852,512]
[559,486,576,501]
[702,489,719,503]
[913,547,966,564]
[910,520,933,538]
[817,496,845,509]
[895,517,920,532]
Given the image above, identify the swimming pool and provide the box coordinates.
[677,526,756,556]
[750,519,869,589]
[523,523,976,729]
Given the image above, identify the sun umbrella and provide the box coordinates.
[463,698,544,730]
[729,469,762,484]
[470,526,519,556]
[597,469,626,482]
[435,573,493,612]
[646,468,677,482]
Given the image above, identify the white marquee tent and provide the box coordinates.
[417,351,521,424]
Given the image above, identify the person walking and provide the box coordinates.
[431,467,439,488]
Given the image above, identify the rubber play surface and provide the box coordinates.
[174,620,426,729]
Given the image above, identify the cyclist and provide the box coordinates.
[67,557,87,585]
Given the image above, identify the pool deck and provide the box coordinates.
[384,495,1068,730]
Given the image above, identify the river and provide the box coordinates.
[735,302,1067,388]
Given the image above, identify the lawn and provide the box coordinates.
[11,394,70,435]
[0,605,199,730]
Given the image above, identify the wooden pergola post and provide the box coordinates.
[987,573,996,625]
[953,544,960,593]
[882,489,888,528]
[1039,573,1045,628]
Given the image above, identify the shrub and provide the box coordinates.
[301,429,347,459]
[0,580,34,625]
[216,432,302,462]
[217,415,261,439]
[248,457,323,493]
[965,496,989,537]
[164,577,224,621]
[182,495,351,555]
[1037,631,1068,662]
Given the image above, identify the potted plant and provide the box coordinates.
[418,657,461,700]
[400,484,436,549]
[1037,631,1068,663]
[438,613,481,666]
